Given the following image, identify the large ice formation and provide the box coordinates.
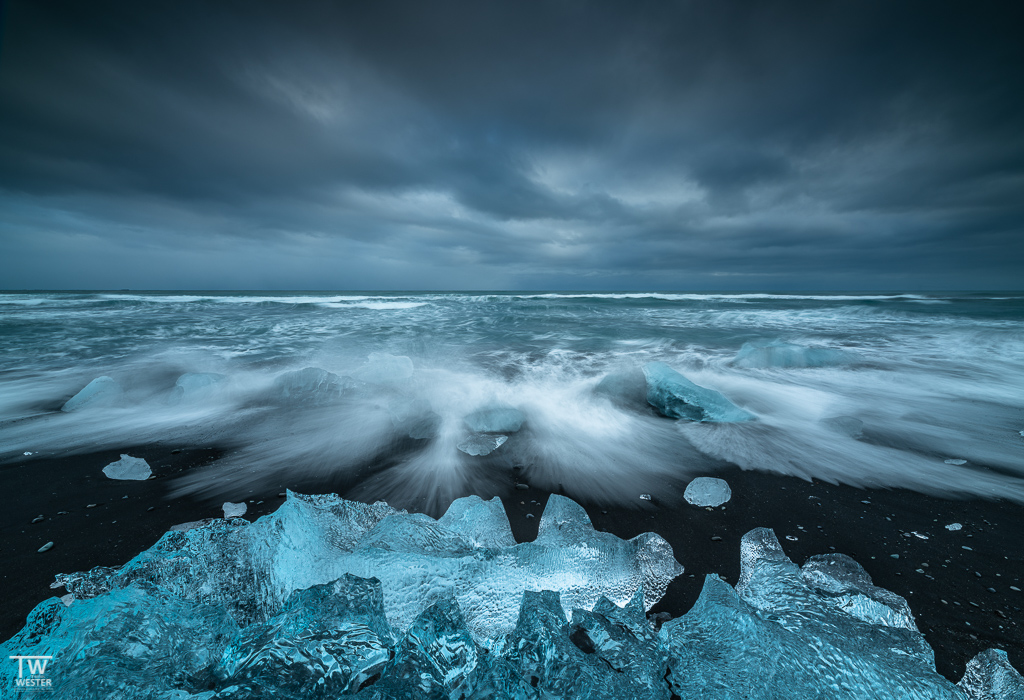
[61,376,123,411]
[643,362,755,422]
[0,495,1016,699]
[272,367,356,404]
[683,476,731,507]
[732,339,849,369]
[102,454,152,481]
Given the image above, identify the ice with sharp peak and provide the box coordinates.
[683,477,732,507]
[642,362,755,422]
[1,495,1017,699]
[61,376,123,411]
[102,454,152,481]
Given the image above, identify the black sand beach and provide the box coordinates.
[2,446,1021,683]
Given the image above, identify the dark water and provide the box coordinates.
[2,291,1023,509]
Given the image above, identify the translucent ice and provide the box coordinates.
[957,649,1024,700]
[102,454,152,481]
[642,362,755,422]
[732,339,849,369]
[463,405,525,433]
[169,372,226,404]
[3,496,1016,699]
[593,367,649,410]
[457,433,508,456]
[61,376,122,411]
[683,477,731,507]
[271,367,354,404]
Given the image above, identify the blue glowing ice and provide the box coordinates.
[61,376,122,411]
[642,362,754,422]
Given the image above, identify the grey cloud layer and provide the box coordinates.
[1,0,1021,289]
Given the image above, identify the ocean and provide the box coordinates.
[2,291,1023,511]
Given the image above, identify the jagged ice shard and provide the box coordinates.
[1,495,1017,699]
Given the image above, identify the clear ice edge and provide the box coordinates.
[1,494,1019,699]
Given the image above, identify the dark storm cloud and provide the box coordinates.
[0,0,1021,289]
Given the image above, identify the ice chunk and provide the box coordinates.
[352,352,414,385]
[457,433,508,456]
[593,367,649,409]
[3,503,1015,699]
[946,523,963,531]
[732,340,849,369]
[169,372,226,404]
[102,454,152,481]
[271,367,355,404]
[642,362,754,422]
[663,527,961,699]
[463,405,525,433]
[61,376,122,411]
[958,648,1024,700]
[389,397,441,439]
[683,477,731,507]
[945,458,968,465]
[217,574,395,696]
[222,501,247,519]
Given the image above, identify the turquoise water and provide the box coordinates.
[2,291,1023,508]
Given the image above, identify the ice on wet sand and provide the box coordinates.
[683,477,732,507]
[102,454,152,481]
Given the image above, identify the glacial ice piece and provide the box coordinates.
[1,503,1017,699]
[61,376,123,411]
[642,362,754,422]
[389,398,441,439]
[946,523,963,531]
[683,477,731,507]
[732,340,849,369]
[352,352,414,385]
[217,574,395,696]
[102,454,152,481]
[457,433,508,456]
[223,501,247,519]
[593,367,649,410]
[957,649,1024,700]
[169,372,226,404]
[464,405,525,433]
[663,527,963,699]
[272,367,354,404]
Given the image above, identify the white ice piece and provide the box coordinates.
[102,454,152,481]
[684,477,732,507]
[223,502,248,519]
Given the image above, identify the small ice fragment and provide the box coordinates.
[945,523,962,531]
[732,340,848,369]
[168,372,226,404]
[944,459,967,466]
[457,434,508,456]
[639,494,653,501]
[102,454,152,481]
[786,535,798,541]
[62,376,122,411]
[37,542,53,552]
[823,415,864,438]
[911,531,929,540]
[23,451,32,456]
[60,594,74,607]
[353,352,414,384]
[684,477,732,507]
[223,502,247,519]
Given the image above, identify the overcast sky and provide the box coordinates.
[1,1,1021,290]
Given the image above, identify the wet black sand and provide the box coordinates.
[1,446,1021,683]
